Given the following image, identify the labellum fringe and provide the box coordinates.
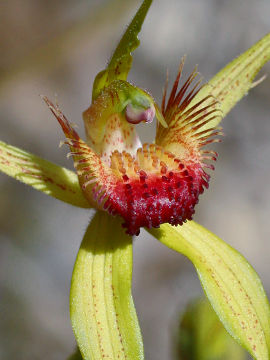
[43,60,221,235]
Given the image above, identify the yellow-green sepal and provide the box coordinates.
[190,33,270,131]
[70,211,143,360]
[0,141,90,208]
[149,221,270,360]
[178,299,245,360]
[92,0,153,100]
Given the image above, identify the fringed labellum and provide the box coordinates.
[43,58,221,236]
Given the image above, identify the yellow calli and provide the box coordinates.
[1,1,270,359]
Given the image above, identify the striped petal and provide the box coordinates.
[156,58,222,168]
[43,96,116,209]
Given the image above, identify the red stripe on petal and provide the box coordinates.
[156,59,222,168]
[43,97,116,209]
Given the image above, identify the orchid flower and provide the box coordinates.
[1,0,270,359]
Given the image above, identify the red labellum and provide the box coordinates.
[105,160,208,235]
[96,143,211,235]
[43,59,221,236]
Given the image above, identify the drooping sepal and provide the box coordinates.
[149,221,270,360]
[70,212,144,360]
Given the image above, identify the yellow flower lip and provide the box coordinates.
[125,102,155,124]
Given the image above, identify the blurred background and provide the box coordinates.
[1,0,270,359]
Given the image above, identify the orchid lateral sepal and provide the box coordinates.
[0,2,270,360]
[70,212,143,360]
[149,221,270,360]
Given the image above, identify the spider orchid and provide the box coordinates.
[1,1,270,359]
[42,56,220,236]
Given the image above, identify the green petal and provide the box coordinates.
[178,299,245,360]
[149,221,270,360]
[0,141,90,208]
[190,33,270,131]
[70,211,143,360]
[92,0,152,100]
